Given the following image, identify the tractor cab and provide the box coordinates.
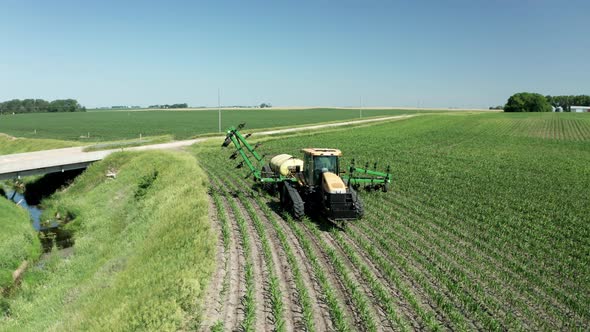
[301,148,342,186]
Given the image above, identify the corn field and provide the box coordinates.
[197,112,590,331]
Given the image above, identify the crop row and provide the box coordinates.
[197,112,589,330]
[250,112,589,329]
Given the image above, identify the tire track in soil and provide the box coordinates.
[317,227,384,331]
[206,163,419,331]
[335,227,422,330]
[222,166,335,331]
[296,221,358,329]
[200,192,226,329]
[264,205,333,331]
[203,166,333,331]
[247,198,300,331]
[234,198,273,331]
[218,192,246,330]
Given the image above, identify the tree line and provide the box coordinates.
[545,95,590,112]
[504,92,590,112]
[147,103,188,109]
[0,99,86,114]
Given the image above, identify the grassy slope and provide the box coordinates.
[0,151,215,331]
[0,198,40,290]
[0,135,80,154]
[251,112,590,326]
[0,108,429,141]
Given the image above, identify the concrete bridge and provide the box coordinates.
[0,139,206,181]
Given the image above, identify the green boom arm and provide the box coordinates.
[221,124,296,183]
[342,161,392,188]
[222,125,262,178]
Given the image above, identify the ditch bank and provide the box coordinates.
[0,197,40,300]
[0,150,215,331]
[1,169,83,316]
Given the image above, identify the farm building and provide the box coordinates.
[552,106,563,112]
[571,106,590,113]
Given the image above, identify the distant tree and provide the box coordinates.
[504,92,552,112]
[260,103,272,108]
[170,103,188,108]
[0,98,84,114]
[35,99,49,112]
[489,105,503,110]
[49,99,82,112]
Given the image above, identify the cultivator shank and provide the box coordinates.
[343,159,391,192]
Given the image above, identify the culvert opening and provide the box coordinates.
[2,169,84,252]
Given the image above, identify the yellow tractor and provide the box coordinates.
[222,124,391,221]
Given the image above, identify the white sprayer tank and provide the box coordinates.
[270,154,304,176]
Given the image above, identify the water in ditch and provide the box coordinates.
[2,169,83,251]
[4,190,44,231]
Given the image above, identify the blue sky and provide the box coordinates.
[0,0,588,108]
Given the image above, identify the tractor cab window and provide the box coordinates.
[313,156,338,184]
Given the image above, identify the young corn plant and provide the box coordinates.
[303,220,379,332]
[225,165,318,332]
[217,180,256,332]
[330,229,410,331]
[255,196,316,332]
[239,194,286,332]
[346,223,442,331]
[287,216,351,332]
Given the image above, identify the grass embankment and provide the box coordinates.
[0,134,79,154]
[0,197,41,292]
[0,151,215,331]
[83,135,174,152]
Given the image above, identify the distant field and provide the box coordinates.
[0,108,434,142]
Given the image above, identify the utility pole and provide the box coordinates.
[359,96,362,118]
[218,88,221,133]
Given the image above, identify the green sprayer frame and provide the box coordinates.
[222,124,392,189]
